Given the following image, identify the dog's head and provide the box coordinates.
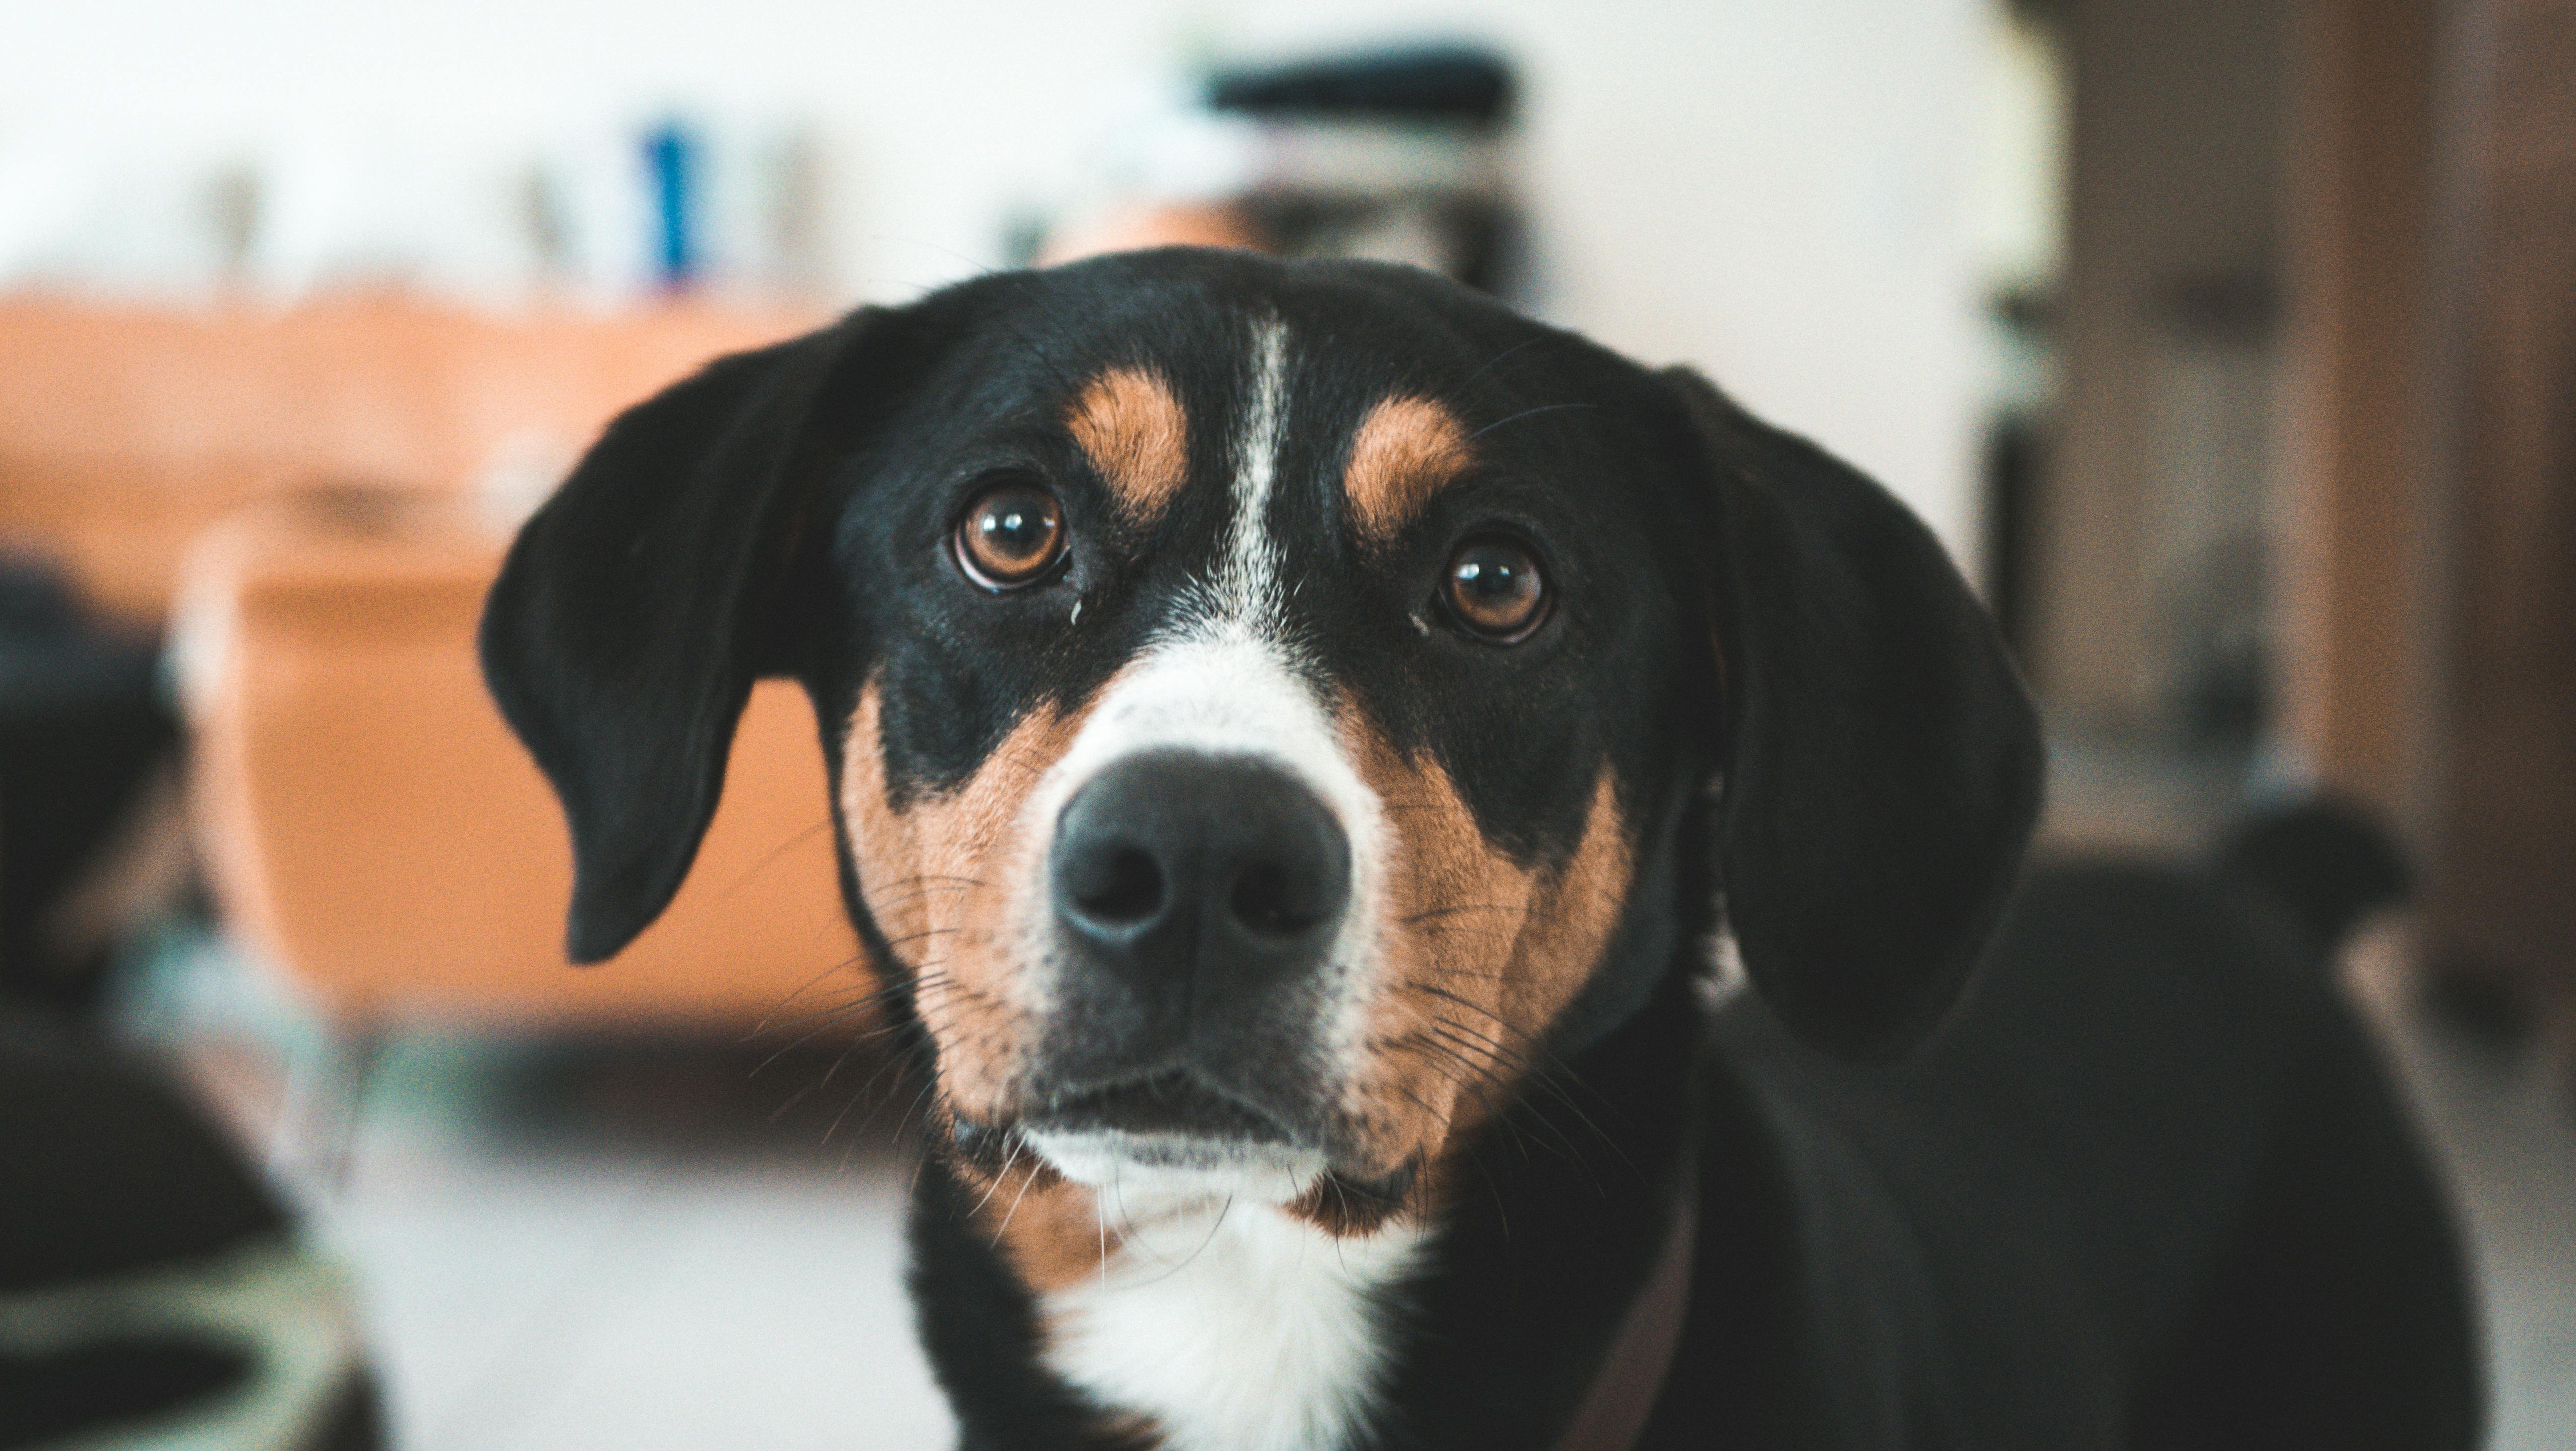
[482,250,2038,1225]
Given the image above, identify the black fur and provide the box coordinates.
[481,250,2481,1449]
[1660,368,2043,1060]
[480,318,877,963]
[2215,796,2414,962]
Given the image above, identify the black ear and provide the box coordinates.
[480,312,876,964]
[1662,367,2043,1059]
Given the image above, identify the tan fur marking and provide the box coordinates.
[960,1155,1121,1296]
[1336,712,1534,1172]
[842,684,1138,1302]
[1331,700,1633,1222]
[1509,772,1634,1038]
[1067,367,1189,520]
[1342,395,1475,542]
[840,685,1092,1126]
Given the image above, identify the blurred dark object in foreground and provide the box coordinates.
[0,556,187,1018]
[0,1014,380,1449]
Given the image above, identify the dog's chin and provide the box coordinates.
[1020,1129,1328,1206]
[1002,1065,1331,1205]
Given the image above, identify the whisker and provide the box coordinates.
[864,880,984,913]
[993,1153,1045,1239]
[1465,402,1600,443]
[826,1038,931,1147]
[969,1136,1025,1220]
[1457,334,1576,393]
[714,816,837,901]
[750,955,874,1035]
[1400,902,1530,924]
[746,972,968,1061]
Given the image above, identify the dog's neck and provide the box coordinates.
[911,972,1711,1451]
[1041,1192,1432,1451]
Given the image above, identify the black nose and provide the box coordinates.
[1050,750,1352,1016]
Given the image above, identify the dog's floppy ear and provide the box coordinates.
[1662,367,2042,1059]
[480,312,876,964]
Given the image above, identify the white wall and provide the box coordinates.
[0,0,1989,562]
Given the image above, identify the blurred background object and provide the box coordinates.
[0,556,181,1016]
[1033,43,1524,288]
[1,1014,381,1450]
[0,1,2568,1448]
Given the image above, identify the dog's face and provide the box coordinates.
[823,273,1696,1215]
[483,250,2039,1235]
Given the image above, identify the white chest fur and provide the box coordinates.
[1041,1201,1427,1451]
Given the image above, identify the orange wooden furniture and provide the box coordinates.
[0,293,818,626]
[0,294,866,1029]
[179,489,863,1028]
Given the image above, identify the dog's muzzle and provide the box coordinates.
[1022,749,1352,1159]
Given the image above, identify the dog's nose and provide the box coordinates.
[1050,750,1351,1012]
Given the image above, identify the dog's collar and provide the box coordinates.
[1553,1145,1700,1451]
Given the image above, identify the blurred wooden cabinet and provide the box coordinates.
[181,490,861,1026]
[0,294,817,626]
[0,294,874,1029]
[2421,0,2576,1011]
[2277,0,2576,1025]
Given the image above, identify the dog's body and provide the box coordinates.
[480,250,2481,1449]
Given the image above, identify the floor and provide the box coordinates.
[127,901,2576,1450]
[124,943,962,1451]
[2364,953,2576,1450]
[332,1106,954,1451]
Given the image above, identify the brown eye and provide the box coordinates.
[955,480,1067,589]
[1443,537,1548,641]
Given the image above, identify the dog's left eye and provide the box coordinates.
[1441,537,1549,642]
[954,479,1069,590]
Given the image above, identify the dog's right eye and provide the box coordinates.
[954,479,1069,590]
[1440,536,1550,642]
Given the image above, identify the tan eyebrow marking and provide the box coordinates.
[1065,367,1189,520]
[1342,394,1476,542]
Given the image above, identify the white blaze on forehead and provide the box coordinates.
[1200,315,1293,638]
[1046,634,1362,799]
[1023,312,1381,958]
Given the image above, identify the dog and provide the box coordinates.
[479,248,2482,1450]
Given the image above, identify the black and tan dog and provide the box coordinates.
[480,249,2481,1450]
